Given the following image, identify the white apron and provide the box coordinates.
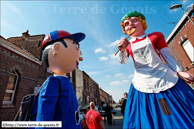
[131,35,178,93]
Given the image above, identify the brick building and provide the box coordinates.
[99,88,113,106]
[166,5,194,87]
[83,71,100,106]
[0,33,53,121]
[75,68,84,108]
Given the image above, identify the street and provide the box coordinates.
[103,107,123,129]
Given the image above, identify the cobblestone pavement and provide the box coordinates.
[103,107,123,129]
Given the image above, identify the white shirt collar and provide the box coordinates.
[54,75,68,78]
[129,33,147,42]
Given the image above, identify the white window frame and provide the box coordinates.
[182,39,194,62]
[3,71,19,104]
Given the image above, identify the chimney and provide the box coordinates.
[22,30,30,39]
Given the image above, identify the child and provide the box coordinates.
[118,11,194,129]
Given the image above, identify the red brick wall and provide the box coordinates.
[83,72,100,106]
[99,89,110,106]
[167,17,194,74]
[0,46,51,121]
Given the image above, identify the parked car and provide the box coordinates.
[80,106,99,115]
[79,112,88,129]
[98,106,116,116]
[80,107,87,114]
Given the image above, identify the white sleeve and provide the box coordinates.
[118,50,129,64]
[159,47,183,72]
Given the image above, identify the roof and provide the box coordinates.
[0,35,41,65]
[82,71,99,85]
[100,88,111,96]
[8,34,45,40]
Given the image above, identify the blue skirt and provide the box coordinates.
[123,78,194,129]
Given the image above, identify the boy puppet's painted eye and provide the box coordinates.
[73,42,80,49]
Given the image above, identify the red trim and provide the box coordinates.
[42,34,51,48]
[126,32,168,59]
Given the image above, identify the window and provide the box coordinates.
[84,95,86,105]
[3,71,19,104]
[182,39,194,62]
[93,86,95,94]
[87,96,90,104]
[90,83,92,92]
[83,79,86,89]
[95,98,97,104]
[76,87,80,92]
[86,80,88,90]
[39,41,41,47]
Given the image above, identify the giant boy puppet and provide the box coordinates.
[118,11,194,129]
[36,30,85,128]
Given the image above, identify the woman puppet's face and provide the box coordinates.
[124,17,144,36]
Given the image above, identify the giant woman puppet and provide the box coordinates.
[118,11,194,129]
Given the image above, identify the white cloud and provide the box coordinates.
[128,74,134,78]
[95,48,105,53]
[169,8,178,13]
[87,71,100,75]
[106,75,110,78]
[99,56,108,61]
[182,0,189,5]
[187,3,194,8]
[110,81,123,85]
[108,35,127,47]
[109,40,120,47]
[115,73,123,77]
[1,21,9,28]
[1,20,20,38]
[122,80,130,83]
[6,3,24,20]
[109,53,119,60]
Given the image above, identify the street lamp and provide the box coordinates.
[170,4,194,25]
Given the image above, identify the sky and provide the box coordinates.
[1,0,193,103]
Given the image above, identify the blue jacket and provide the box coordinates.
[36,76,81,129]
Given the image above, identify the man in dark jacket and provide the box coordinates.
[121,92,128,118]
[105,103,112,125]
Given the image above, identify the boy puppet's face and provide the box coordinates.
[48,38,83,75]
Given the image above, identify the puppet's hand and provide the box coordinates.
[178,71,194,84]
[118,38,130,52]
